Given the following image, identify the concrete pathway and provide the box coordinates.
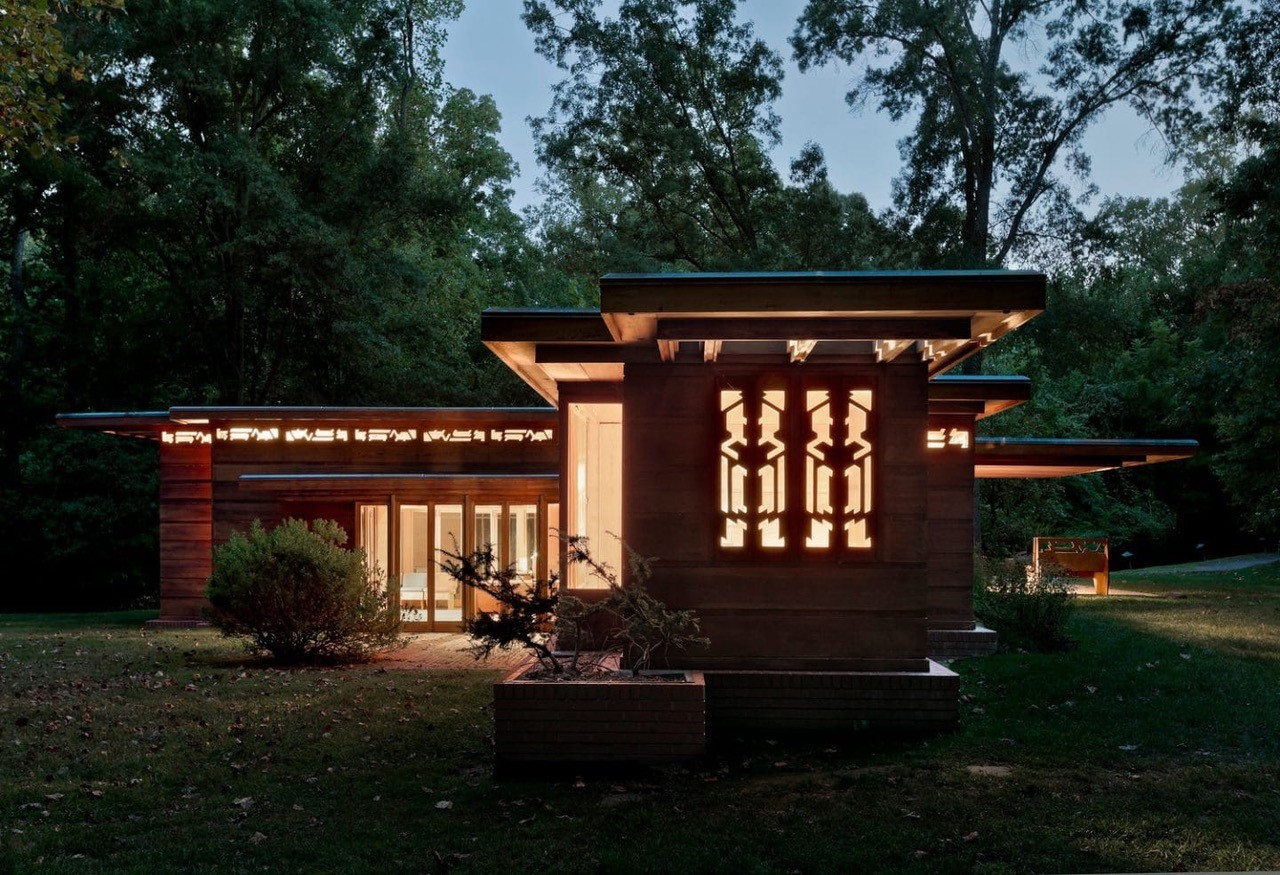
[1155,553,1280,573]
[376,633,528,671]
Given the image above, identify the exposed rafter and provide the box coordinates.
[787,339,818,362]
[657,339,680,363]
[874,339,914,362]
[703,340,722,362]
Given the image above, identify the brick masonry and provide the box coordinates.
[705,660,959,732]
[928,624,999,661]
[493,664,707,764]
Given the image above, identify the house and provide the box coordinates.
[60,271,1196,729]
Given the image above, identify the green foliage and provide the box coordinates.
[0,0,123,159]
[205,518,402,664]
[793,0,1234,266]
[564,536,709,675]
[974,555,1076,652]
[444,534,708,677]
[440,545,563,673]
[524,0,895,273]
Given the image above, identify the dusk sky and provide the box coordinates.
[440,1,1186,216]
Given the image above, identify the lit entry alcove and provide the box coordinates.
[719,377,874,558]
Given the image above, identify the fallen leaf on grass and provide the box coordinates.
[963,831,979,843]
[435,800,453,810]
[233,797,254,809]
[248,832,267,845]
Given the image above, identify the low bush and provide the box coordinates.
[974,554,1076,652]
[206,518,402,663]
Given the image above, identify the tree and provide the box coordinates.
[0,0,579,608]
[525,0,894,273]
[0,0,121,159]
[525,0,785,271]
[792,0,1234,266]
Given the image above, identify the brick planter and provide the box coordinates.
[493,661,706,766]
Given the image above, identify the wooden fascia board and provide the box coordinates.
[600,272,1047,315]
[55,412,171,439]
[479,312,613,343]
[974,438,1198,477]
[655,316,975,342]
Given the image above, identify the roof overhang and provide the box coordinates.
[57,407,557,440]
[975,438,1198,478]
[482,272,1046,404]
[55,411,172,439]
[928,375,1031,419]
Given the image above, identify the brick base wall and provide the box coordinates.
[494,666,706,764]
[705,661,959,732]
[145,618,210,629]
[928,625,998,660]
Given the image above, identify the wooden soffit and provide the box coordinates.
[975,437,1198,478]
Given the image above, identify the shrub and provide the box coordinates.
[206,518,402,664]
[974,555,1076,652]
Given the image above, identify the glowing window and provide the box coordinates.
[718,377,874,557]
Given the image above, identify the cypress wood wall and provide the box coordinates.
[621,360,930,673]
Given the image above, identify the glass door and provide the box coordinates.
[433,505,464,627]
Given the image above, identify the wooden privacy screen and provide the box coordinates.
[718,376,874,559]
[1033,537,1110,595]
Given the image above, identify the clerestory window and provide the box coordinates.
[717,376,875,559]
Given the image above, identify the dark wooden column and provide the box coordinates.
[157,440,213,622]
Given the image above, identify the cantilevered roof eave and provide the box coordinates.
[975,437,1199,478]
[55,411,172,439]
[928,375,1032,419]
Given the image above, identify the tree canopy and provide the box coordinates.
[792,0,1234,267]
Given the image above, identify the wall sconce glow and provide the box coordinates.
[160,430,211,445]
[927,428,971,450]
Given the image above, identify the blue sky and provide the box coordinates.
[440,1,1184,215]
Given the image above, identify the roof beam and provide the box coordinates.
[703,340,722,362]
[657,339,680,363]
[656,317,973,342]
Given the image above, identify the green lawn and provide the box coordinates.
[2,562,1278,874]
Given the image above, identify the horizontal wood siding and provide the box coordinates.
[622,361,930,672]
[927,414,976,630]
[158,442,212,621]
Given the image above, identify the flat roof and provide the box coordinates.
[57,407,556,440]
[975,437,1198,478]
[483,271,1046,403]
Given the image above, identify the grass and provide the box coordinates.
[2,561,1279,874]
